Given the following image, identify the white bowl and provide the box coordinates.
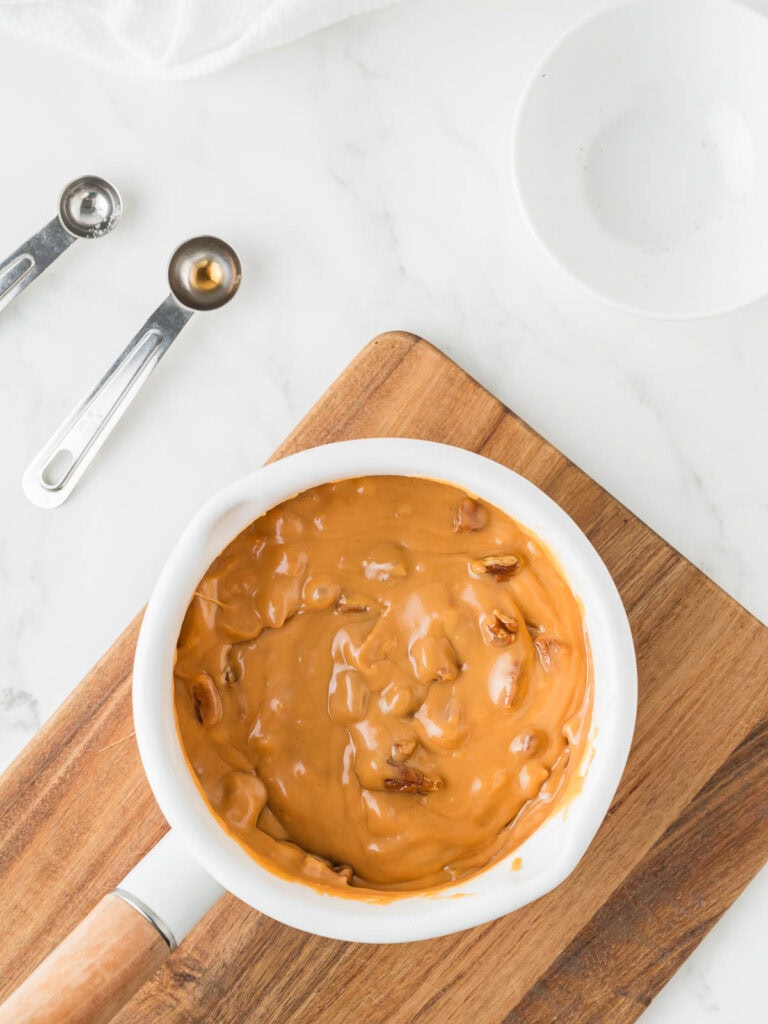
[512,0,768,318]
[133,439,636,943]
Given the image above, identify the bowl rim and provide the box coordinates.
[510,0,768,320]
[133,438,637,942]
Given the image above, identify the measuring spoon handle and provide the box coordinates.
[0,218,75,313]
[23,294,194,509]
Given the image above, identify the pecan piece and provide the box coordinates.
[498,662,523,708]
[390,738,418,763]
[453,497,489,533]
[482,609,519,646]
[410,634,460,684]
[534,636,564,671]
[470,554,521,580]
[222,771,267,829]
[378,680,420,717]
[335,592,372,614]
[518,761,550,800]
[303,576,341,611]
[384,762,443,794]
[511,729,542,755]
[191,674,222,726]
[222,656,238,686]
[328,668,370,725]
[498,680,518,708]
[363,542,409,581]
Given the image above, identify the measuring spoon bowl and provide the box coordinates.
[168,236,242,311]
[0,175,122,314]
[57,176,123,240]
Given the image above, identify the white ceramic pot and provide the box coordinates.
[0,439,638,1024]
[126,438,637,946]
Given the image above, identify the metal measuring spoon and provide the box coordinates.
[23,236,242,509]
[0,176,122,313]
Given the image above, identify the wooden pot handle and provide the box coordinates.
[0,893,171,1024]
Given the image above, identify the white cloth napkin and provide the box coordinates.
[0,0,404,79]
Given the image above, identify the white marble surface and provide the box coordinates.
[0,0,765,1017]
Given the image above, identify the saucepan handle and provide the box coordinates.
[0,831,224,1024]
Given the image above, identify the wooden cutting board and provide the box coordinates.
[1,332,767,1024]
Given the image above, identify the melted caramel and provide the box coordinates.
[174,476,591,893]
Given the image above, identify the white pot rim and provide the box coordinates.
[133,438,636,943]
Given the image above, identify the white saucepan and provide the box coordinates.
[0,439,637,1024]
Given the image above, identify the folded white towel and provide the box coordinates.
[0,0,404,79]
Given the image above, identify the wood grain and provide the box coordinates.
[1,331,766,1024]
[504,717,768,1023]
[0,895,169,1024]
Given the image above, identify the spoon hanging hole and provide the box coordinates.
[41,449,74,489]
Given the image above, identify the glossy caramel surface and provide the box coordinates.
[174,476,591,892]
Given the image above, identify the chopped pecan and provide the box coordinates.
[534,636,564,671]
[335,592,373,614]
[498,662,523,708]
[384,762,443,794]
[511,729,541,755]
[482,609,519,646]
[328,668,370,725]
[303,576,342,611]
[470,554,521,580]
[390,738,418,763]
[363,542,409,581]
[453,497,489,533]
[410,634,460,684]
[333,864,354,883]
[498,680,518,708]
[222,771,267,829]
[378,680,420,717]
[517,760,550,799]
[191,674,222,726]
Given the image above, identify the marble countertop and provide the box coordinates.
[0,0,765,1018]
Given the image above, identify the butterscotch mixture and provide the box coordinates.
[174,476,591,893]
